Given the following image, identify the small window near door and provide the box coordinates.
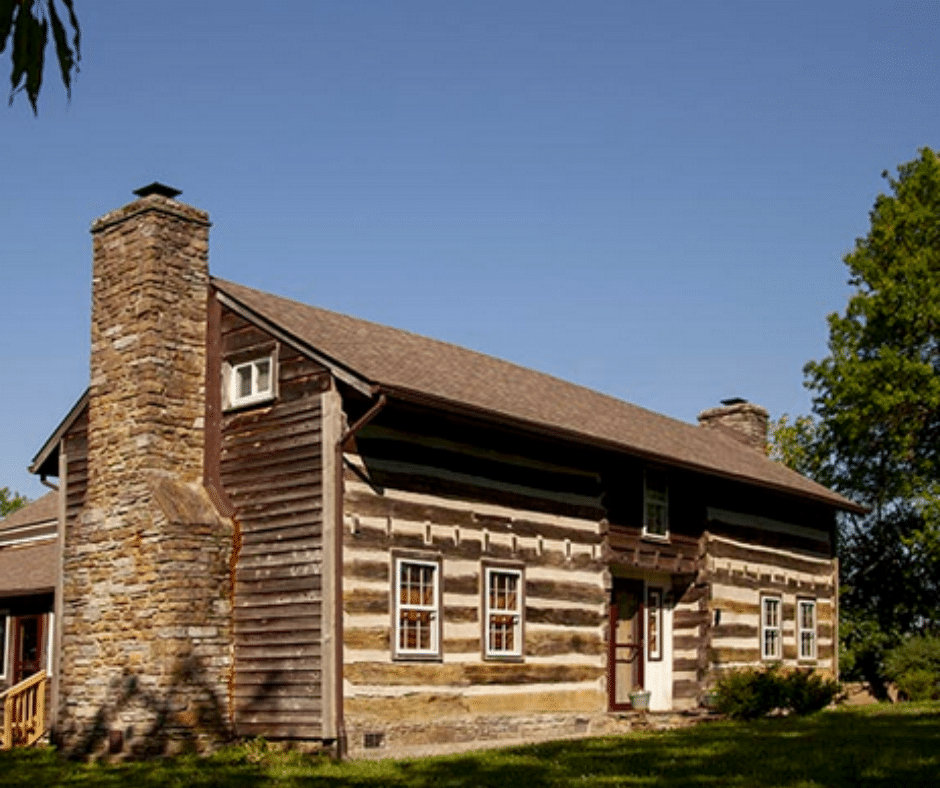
[647,588,663,661]
[0,611,8,680]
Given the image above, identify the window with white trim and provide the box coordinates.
[394,557,440,658]
[0,611,8,680]
[485,566,523,658]
[798,599,817,661]
[226,354,275,409]
[643,469,669,538]
[761,595,781,660]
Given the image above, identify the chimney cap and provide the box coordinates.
[720,397,748,406]
[133,182,182,199]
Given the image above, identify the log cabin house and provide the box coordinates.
[16,185,862,757]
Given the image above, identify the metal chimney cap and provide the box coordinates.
[133,182,182,199]
[720,397,748,406]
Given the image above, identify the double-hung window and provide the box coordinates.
[643,469,669,538]
[798,599,817,661]
[484,566,523,658]
[761,595,781,660]
[226,353,276,409]
[394,557,441,659]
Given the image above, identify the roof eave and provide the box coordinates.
[375,383,865,515]
[29,388,90,477]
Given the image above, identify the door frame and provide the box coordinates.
[12,613,45,685]
[608,577,645,711]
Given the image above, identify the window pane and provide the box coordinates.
[237,365,253,398]
[256,359,271,393]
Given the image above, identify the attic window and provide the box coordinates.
[225,354,276,409]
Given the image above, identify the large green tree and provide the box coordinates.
[0,486,29,517]
[1,0,79,113]
[782,148,940,691]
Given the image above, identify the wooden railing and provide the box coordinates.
[1,670,47,749]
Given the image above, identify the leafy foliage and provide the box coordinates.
[884,635,940,701]
[712,665,842,720]
[0,486,29,517]
[770,149,940,690]
[0,0,80,113]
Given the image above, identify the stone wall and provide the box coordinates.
[57,189,234,757]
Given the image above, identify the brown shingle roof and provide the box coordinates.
[0,491,58,532]
[0,540,57,596]
[213,278,861,513]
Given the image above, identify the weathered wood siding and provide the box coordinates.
[220,310,330,739]
[342,422,608,753]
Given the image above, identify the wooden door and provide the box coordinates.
[609,579,644,710]
[13,615,44,684]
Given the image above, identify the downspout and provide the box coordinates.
[40,475,59,492]
[331,391,387,759]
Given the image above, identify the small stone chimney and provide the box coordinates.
[698,398,769,453]
[58,185,233,756]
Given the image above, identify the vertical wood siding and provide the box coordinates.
[220,311,329,739]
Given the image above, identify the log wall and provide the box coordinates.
[342,425,609,755]
[702,529,837,678]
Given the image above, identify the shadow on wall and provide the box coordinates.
[61,655,232,760]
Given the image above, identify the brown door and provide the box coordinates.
[13,615,44,684]
[609,579,644,710]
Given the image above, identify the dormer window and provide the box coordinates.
[225,353,276,409]
[643,468,669,539]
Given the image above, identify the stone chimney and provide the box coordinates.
[58,185,233,756]
[697,398,769,453]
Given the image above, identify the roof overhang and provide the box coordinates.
[29,388,89,478]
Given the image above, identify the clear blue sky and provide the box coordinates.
[2,1,938,500]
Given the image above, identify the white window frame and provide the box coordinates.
[484,565,524,659]
[0,610,8,680]
[761,595,782,661]
[393,556,441,659]
[225,353,276,409]
[798,598,817,661]
[643,469,669,539]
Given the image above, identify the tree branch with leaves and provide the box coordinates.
[1,0,80,113]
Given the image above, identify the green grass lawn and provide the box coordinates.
[2,703,938,788]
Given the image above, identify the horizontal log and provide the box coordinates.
[673,657,704,673]
[527,578,606,606]
[526,606,603,627]
[674,610,708,629]
[344,589,388,615]
[526,631,604,657]
[345,490,601,545]
[673,635,704,651]
[710,568,834,597]
[444,575,479,596]
[235,617,321,636]
[234,589,322,608]
[707,537,835,576]
[239,520,322,545]
[344,661,604,687]
[235,575,321,595]
[345,628,389,651]
[712,623,758,639]
[709,647,761,664]
[707,520,830,557]
[345,560,390,582]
